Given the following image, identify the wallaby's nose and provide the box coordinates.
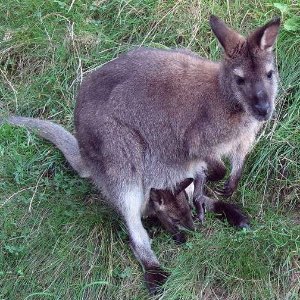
[253,89,271,117]
[254,101,271,116]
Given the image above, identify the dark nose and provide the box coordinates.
[183,217,195,231]
[254,101,271,116]
[253,89,271,116]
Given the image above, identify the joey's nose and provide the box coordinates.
[183,218,195,231]
[254,102,271,116]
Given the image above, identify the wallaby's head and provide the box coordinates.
[149,189,194,232]
[210,15,280,121]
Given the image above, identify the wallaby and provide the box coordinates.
[73,15,280,293]
[2,116,196,244]
[4,15,280,294]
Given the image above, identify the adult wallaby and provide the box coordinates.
[74,15,280,293]
[4,14,280,293]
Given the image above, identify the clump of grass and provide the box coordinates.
[1,1,299,299]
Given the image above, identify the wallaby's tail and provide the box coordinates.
[1,116,90,178]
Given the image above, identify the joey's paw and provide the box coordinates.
[144,267,169,295]
[197,211,205,224]
[173,231,187,244]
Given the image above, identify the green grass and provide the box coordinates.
[0,1,299,299]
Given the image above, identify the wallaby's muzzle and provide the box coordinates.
[253,101,272,120]
[252,85,273,120]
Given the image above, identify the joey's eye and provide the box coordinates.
[171,217,180,224]
[267,70,273,79]
[235,76,245,85]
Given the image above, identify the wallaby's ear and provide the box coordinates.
[210,15,246,58]
[248,18,280,52]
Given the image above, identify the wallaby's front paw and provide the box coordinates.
[173,231,187,244]
[216,181,235,198]
[144,266,169,295]
[193,198,206,224]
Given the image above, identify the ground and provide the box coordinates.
[0,1,299,299]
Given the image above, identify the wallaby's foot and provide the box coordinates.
[193,197,206,224]
[213,201,250,229]
[144,266,169,295]
[172,231,187,244]
[199,196,250,229]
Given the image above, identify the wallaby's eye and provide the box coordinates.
[235,75,245,85]
[267,70,273,79]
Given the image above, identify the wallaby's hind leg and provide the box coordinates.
[120,186,168,294]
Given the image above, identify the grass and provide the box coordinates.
[0,1,299,299]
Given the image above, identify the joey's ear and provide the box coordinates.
[174,178,193,195]
[150,189,164,206]
[210,15,246,58]
[248,18,280,52]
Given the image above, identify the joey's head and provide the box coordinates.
[150,189,194,232]
[210,15,280,121]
